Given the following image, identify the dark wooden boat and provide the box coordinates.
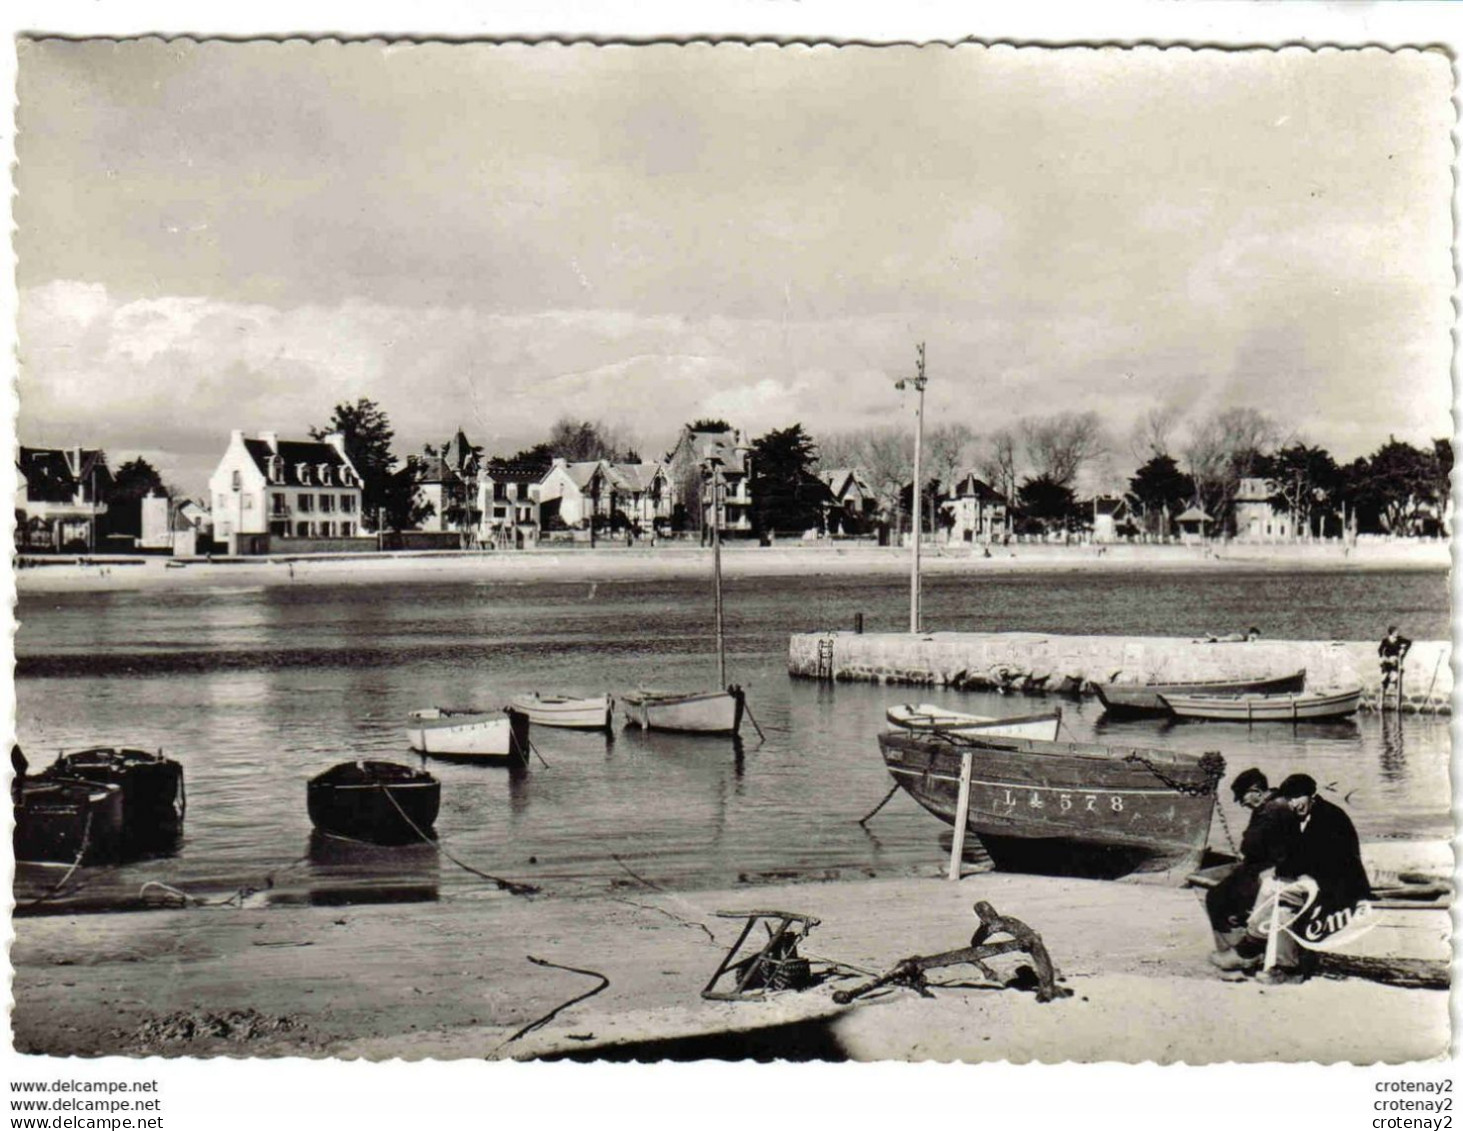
[1092,669,1306,716]
[44,747,185,852]
[307,761,441,845]
[13,775,125,865]
[878,730,1224,880]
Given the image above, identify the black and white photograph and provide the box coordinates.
[5,4,1459,1123]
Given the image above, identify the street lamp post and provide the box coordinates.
[706,456,726,687]
[895,342,928,634]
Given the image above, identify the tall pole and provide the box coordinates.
[711,460,726,687]
[896,343,928,634]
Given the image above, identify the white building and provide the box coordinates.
[209,430,365,551]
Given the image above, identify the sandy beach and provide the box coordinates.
[10,856,1449,1064]
[14,538,1450,596]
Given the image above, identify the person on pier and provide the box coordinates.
[1378,625,1412,701]
[1206,768,1299,973]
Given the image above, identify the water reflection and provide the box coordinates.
[1379,712,1407,782]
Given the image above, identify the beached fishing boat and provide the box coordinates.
[1159,686,1362,722]
[886,703,1062,742]
[406,707,530,763]
[1092,669,1306,716]
[307,760,441,845]
[622,687,746,735]
[13,775,125,865]
[508,692,614,730]
[878,729,1224,880]
[43,746,185,852]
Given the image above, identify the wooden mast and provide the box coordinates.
[711,458,726,688]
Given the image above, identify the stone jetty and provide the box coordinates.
[788,631,1452,714]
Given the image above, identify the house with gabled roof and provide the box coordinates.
[16,445,112,551]
[208,430,365,551]
[664,425,753,533]
[416,428,482,534]
[603,461,672,532]
[820,467,878,533]
[940,471,1009,544]
[536,459,604,530]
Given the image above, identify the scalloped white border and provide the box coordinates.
[2,3,1459,1126]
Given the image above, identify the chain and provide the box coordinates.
[1121,749,1225,798]
[1210,785,1239,856]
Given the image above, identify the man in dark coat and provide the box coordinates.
[1207,768,1300,969]
[1256,773,1372,984]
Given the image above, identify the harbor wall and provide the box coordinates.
[787,631,1453,714]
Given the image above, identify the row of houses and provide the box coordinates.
[16,428,1321,556]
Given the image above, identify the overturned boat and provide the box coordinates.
[307,760,441,845]
[878,729,1225,881]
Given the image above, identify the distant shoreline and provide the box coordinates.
[13,538,1450,594]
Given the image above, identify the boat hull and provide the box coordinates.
[622,688,744,735]
[886,703,1062,742]
[879,730,1222,881]
[407,708,530,763]
[45,747,185,853]
[307,761,441,845]
[508,693,613,730]
[1159,687,1362,722]
[13,777,126,866]
[1093,669,1306,716]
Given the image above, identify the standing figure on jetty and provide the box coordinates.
[1378,625,1412,702]
[1207,769,1298,972]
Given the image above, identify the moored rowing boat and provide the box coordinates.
[621,687,745,735]
[885,703,1062,741]
[1093,669,1306,716]
[1159,686,1362,722]
[407,707,531,763]
[508,692,613,730]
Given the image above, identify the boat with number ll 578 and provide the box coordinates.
[1158,686,1363,722]
[877,729,1225,881]
[406,708,531,763]
[508,692,614,731]
[307,760,441,845]
[885,703,1062,742]
[1092,669,1306,716]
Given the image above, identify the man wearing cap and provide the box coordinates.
[1232,774,1372,984]
[1206,768,1299,967]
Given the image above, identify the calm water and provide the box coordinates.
[14,567,1453,907]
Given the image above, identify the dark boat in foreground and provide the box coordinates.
[45,747,186,853]
[1092,669,1306,717]
[307,761,441,845]
[878,729,1225,881]
[13,775,125,865]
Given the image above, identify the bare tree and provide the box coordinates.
[924,422,977,493]
[1183,407,1280,530]
[1128,404,1184,462]
[1019,411,1107,490]
[976,427,1021,506]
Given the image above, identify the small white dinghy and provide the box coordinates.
[622,687,745,735]
[406,707,530,764]
[885,703,1063,742]
[508,692,614,731]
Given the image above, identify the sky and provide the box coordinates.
[13,39,1456,494]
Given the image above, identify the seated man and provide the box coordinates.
[1207,769,1299,971]
[1236,773,1372,985]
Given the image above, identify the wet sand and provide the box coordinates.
[10,868,1448,1064]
